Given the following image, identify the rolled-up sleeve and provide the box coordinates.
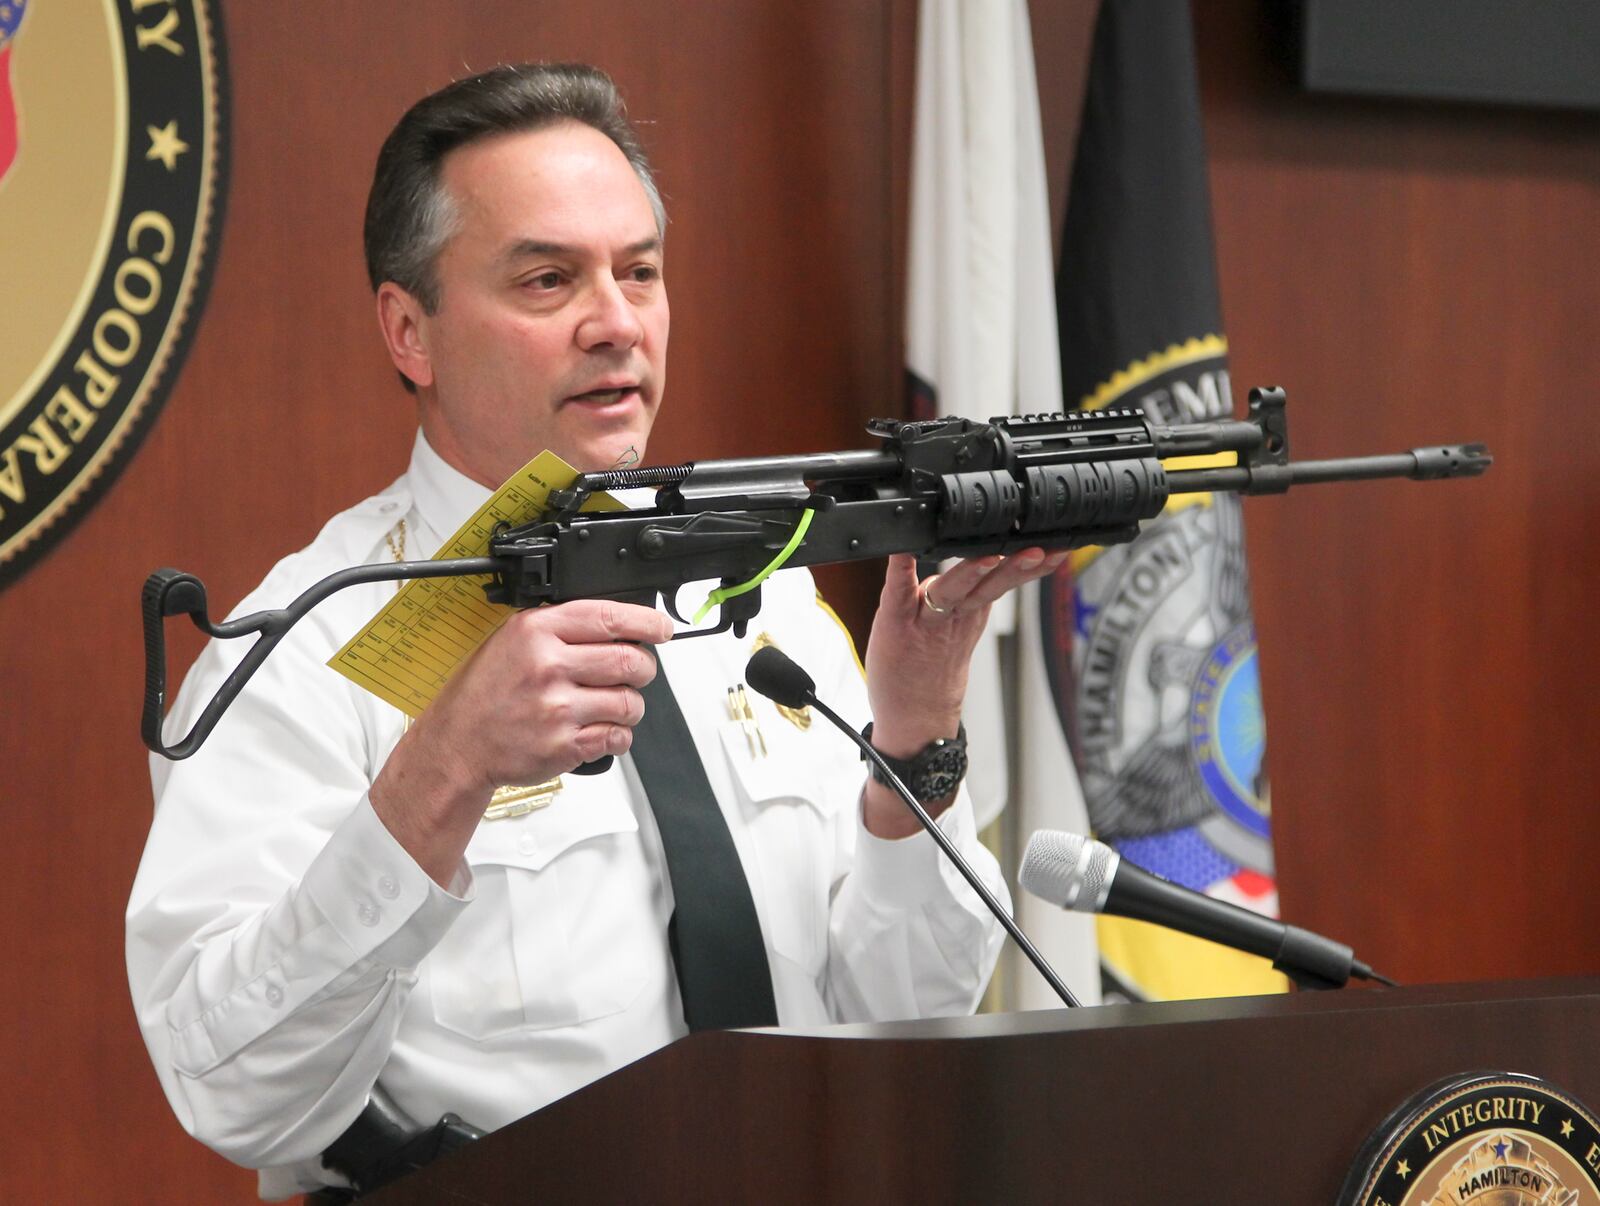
[788,581,1008,1024]
[826,785,1008,1021]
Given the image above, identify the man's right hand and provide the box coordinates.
[369,599,673,886]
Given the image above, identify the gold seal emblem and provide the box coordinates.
[1341,1074,1600,1205]
[0,0,226,589]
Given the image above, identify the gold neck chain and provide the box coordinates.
[383,517,407,564]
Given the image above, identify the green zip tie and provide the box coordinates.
[692,508,815,624]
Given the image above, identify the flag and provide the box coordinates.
[1042,0,1286,1001]
[0,0,26,185]
[905,0,1102,1008]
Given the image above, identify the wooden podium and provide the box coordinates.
[367,978,1600,1203]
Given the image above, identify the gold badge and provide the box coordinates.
[398,698,563,821]
[750,632,811,730]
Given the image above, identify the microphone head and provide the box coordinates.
[744,645,816,709]
[1019,829,1118,914]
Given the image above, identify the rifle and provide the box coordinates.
[142,387,1490,761]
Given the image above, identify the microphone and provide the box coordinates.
[744,644,816,709]
[1019,829,1396,990]
[743,646,1081,1009]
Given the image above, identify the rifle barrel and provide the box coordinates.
[1168,444,1492,494]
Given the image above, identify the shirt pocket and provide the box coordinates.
[718,711,842,977]
[426,785,649,1040]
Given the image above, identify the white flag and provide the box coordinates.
[905,0,1100,1007]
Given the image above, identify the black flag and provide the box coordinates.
[1041,0,1284,1001]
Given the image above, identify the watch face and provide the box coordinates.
[864,724,968,802]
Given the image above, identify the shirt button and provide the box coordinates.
[517,834,537,857]
[265,984,285,1007]
[357,901,381,927]
[378,875,400,900]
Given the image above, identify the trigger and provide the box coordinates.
[660,583,691,626]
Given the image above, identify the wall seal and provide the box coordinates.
[0,0,227,589]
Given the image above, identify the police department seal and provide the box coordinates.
[1340,1073,1600,1205]
[0,0,226,590]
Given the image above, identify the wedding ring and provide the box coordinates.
[922,589,952,615]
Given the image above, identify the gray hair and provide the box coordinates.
[364,64,665,380]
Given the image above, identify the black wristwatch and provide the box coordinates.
[860,722,969,803]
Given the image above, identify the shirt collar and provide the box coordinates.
[406,429,491,551]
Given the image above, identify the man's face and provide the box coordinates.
[400,121,668,484]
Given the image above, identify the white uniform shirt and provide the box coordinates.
[126,432,1007,1198]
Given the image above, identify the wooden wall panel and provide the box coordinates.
[1192,1,1600,982]
[4,0,1592,1199]
[0,2,915,1199]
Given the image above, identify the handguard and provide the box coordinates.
[140,387,1491,759]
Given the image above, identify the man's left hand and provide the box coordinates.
[860,548,1069,838]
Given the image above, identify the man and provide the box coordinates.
[127,63,1068,1198]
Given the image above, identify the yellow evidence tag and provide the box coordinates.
[328,451,624,717]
